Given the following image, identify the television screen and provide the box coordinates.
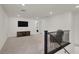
[18,21,28,27]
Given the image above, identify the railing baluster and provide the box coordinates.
[44,30,48,54]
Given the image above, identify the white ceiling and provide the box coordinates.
[2,4,79,19]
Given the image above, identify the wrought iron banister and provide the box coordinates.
[44,30,70,54]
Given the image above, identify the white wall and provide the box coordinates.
[38,12,72,35]
[0,5,8,50]
[72,12,79,44]
[34,13,72,35]
[72,12,79,53]
[45,13,72,32]
[38,19,46,34]
[8,17,39,37]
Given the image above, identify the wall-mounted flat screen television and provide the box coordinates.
[18,21,28,27]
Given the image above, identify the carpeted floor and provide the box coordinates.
[0,34,44,54]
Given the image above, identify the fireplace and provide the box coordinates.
[17,31,30,37]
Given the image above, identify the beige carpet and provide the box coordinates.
[0,34,44,54]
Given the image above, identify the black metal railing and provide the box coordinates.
[44,30,70,54]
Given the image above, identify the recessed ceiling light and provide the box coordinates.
[16,18,18,20]
[22,4,25,6]
[75,6,79,8]
[49,11,53,15]
[36,17,39,19]
[17,15,20,17]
